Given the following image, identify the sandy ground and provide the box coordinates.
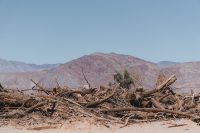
[0,119,200,133]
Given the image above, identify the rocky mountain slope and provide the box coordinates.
[39,53,159,89]
[0,53,200,93]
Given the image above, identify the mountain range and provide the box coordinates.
[0,58,59,72]
[0,53,200,93]
[157,61,180,68]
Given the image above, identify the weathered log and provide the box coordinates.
[85,85,118,108]
[101,107,197,119]
[151,98,165,109]
[142,75,177,98]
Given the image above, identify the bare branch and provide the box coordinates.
[81,67,91,89]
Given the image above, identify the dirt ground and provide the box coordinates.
[0,119,200,133]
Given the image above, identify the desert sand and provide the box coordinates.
[0,119,199,133]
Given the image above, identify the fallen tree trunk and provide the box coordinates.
[101,107,197,119]
[142,75,177,98]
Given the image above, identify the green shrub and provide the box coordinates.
[114,70,134,89]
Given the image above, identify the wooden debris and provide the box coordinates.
[85,84,118,108]
[168,123,187,128]
[0,74,200,129]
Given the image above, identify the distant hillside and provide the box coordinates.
[157,61,180,68]
[0,59,59,72]
[161,62,200,93]
[39,53,159,89]
[1,53,200,93]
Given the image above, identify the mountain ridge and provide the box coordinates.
[0,58,59,72]
[157,61,180,68]
[1,53,200,93]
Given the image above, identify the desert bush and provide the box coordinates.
[114,70,134,89]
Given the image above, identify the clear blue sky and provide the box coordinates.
[0,0,200,64]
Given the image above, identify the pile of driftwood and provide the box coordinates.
[0,75,200,128]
